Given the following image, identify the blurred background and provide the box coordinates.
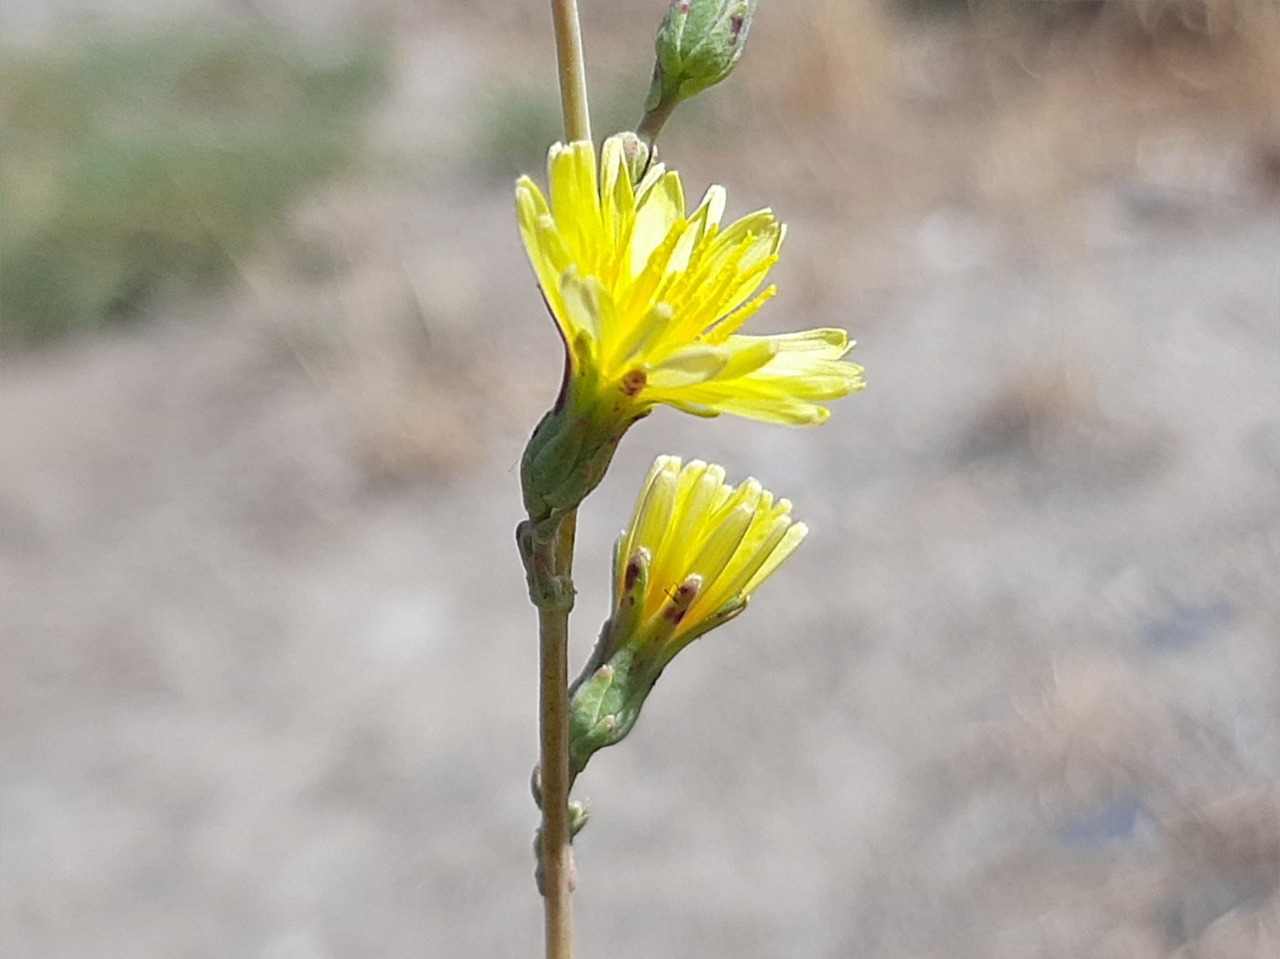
[2,1,1278,956]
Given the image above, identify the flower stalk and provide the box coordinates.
[527,510,576,959]
[550,0,591,144]
[535,5,591,958]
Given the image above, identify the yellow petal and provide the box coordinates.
[742,522,808,596]
[646,345,731,390]
[630,171,685,277]
[617,455,679,590]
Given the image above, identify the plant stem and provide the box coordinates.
[637,98,676,148]
[537,7,589,958]
[537,510,577,959]
[550,0,592,143]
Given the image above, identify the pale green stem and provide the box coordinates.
[535,510,577,959]
[538,6,589,958]
[550,0,592,143]
[637,97,676,148]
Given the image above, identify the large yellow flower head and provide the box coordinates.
[567,455,805,774]
[515,135,864,428]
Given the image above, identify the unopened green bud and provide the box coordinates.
[568,799,591,837]
[640,0,757,144]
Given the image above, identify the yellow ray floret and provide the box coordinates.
[611,455,807,659]
[515,136,865,426]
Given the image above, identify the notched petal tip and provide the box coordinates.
[514,175,539,200]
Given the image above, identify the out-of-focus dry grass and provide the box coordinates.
[1,2,1278,958]
[740,0,1280,215]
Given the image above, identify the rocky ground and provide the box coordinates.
[2,3,1279,957]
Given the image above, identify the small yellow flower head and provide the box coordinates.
[567,456,806,773]
[515,135,864,429]
[612,455,806,658]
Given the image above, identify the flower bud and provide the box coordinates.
[609,131,653,185]
[640,0,757,144]
[568,799,590,837]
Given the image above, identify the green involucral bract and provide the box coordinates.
[520,331,650,525]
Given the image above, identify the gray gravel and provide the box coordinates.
[3,5,1279,958]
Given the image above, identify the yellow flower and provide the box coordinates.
[612,455,805,659]
[567,455,806,774]
[515,135,864,428]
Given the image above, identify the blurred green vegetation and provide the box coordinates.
[0,26,385,344]
[478,89,564,178]
[477,80,654,179]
